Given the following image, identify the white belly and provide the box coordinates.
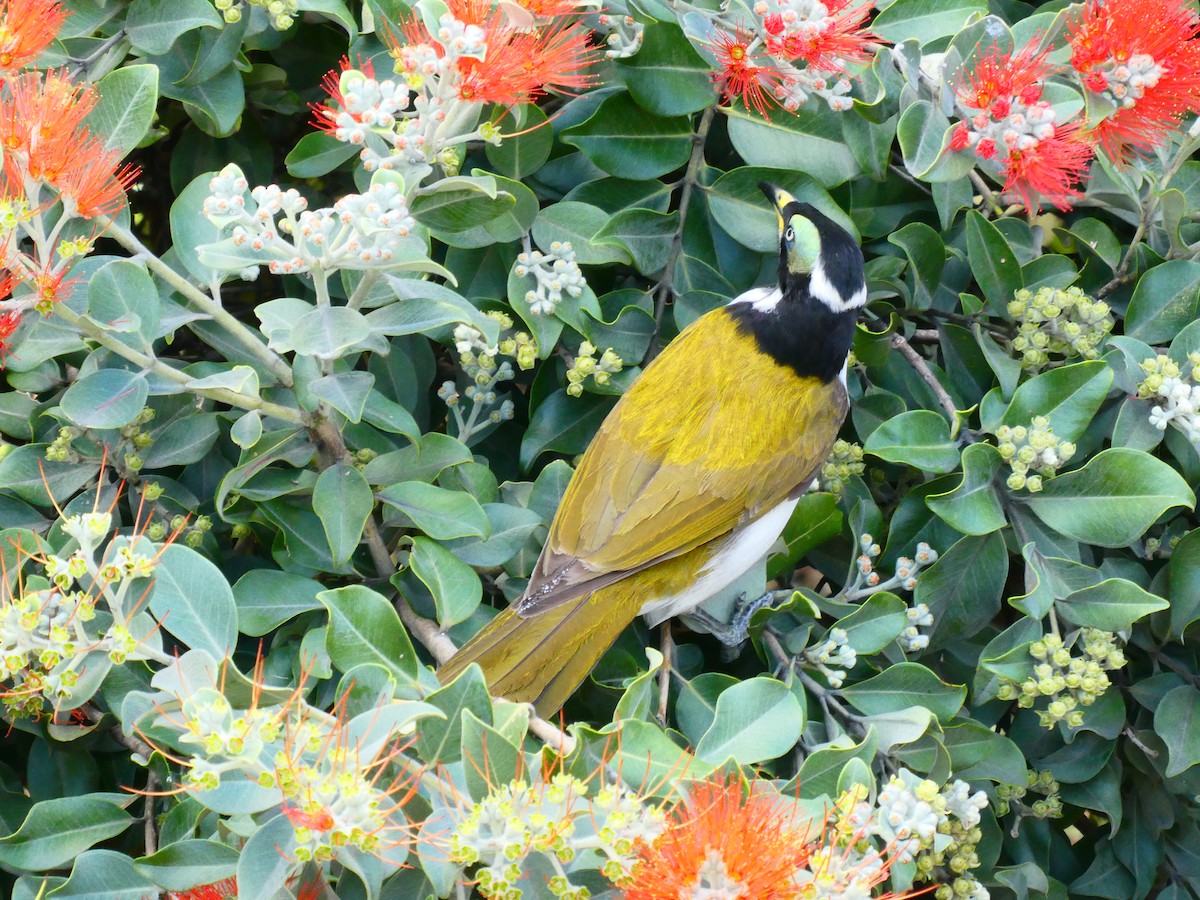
[637,497,799,627]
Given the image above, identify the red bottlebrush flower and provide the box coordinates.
[0,70,136,217]
[754,0,875,72]
[311,56,376,138]
[0,308,20,360]
[1068,0,1200,161]
[168,877,238,900]
[952,41,1093,212]
[0,0,68,71]
[622,775,813,900]
[712,26,783,119]
[283,802,337,832]
[391,0,595,106]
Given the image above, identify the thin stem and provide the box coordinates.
[54,304,308,426]
[890,331,972,440]
[348,270,382,311]
[646,105,716,362]
[96,215,295,387]
[143,770,159,856]
[968,170,1006,217]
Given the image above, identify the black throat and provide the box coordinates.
[728,283,858,382]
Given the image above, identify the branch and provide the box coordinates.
[97,215,295,387]
[890,331,972,441]
[646,105,716,362]
[54,304,308,426]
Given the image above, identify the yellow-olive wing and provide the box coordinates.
[518,306,848,615]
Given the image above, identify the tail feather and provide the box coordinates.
[437,583,639,717]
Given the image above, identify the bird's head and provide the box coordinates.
[760,182,866,315]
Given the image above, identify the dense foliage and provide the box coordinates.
[2,0,1200,897]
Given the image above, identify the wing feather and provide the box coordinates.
[519,307,847,616]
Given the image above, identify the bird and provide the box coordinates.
[437,182,867,717]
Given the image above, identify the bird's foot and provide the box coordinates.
[688,590,789,647]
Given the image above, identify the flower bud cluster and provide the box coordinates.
[994,417,1075,492]
[450,775,666,900]
[996,629,1126,728]
[857,769,989,900]
[900,602,935,652]
[1007,286,1113,371]
[995,769,1062,820]
[514,242,587,317]
[565,341,623,397]
[596,14,644,59]
[441,312,537,440]
[844,534,938,601]
[1,510,165,718]
[818,439,864,495]
[1138,353,1200,444]
[202,164,419,278]
[211,0,296,29]
[804,627,856,687]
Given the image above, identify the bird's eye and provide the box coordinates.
[784,227,795,244]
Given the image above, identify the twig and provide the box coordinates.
[1122,724,1159,758]
[968,170,1006,217]
[143,771,159,856]
[646,105,716,362]
[657,626,673,727]
[53,304,308,426]
[528,715,576,755]
[96,215,295,387]
[890,331,972,441]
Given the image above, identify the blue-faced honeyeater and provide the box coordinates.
[437,182,867,716]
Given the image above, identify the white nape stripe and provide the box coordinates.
[638,497,800,627]
[729,285,782,312]
[811,254,867,313]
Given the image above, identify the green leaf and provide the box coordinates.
[616,23,715,116]
[1056,578,1169,630]
[290,306,372,360]
[417,667,492,765]
[51,850,155,899]
[313,463,373,565]
[532,201,630,266]
[694,677,803,765]
[1169,529,1200,639]
[410,179,516,232]
[378,482,489,540]
[1155,685,1200,777]
[836,592,907,654]
[794,732,879,799]
[1022,448,1195,547]
[321,585,418,681]
[562,93,693,180]
[125,0,220,54]
[461,711,522,801]
[864,409,960,473]
[88,65,159,158]
[520,390,615,470]
[309,372,373,424]
[918,532,1008,649]
[926,442,1006,534]
[873,0,988,45]
[1125,259,1200,343]
[485,105,553,179]
[443,503,543,567]
[842,663,965,721]
[895,100,974,182]
[0,445,97,507]
[285,132,359,178]
[374,280,502,340]
[408,536,482,627]
[233,569,325,636]
[147,544,238,658]
[594,208,679,276]
[235,814,296,899]
[59,370,149,430]
[0,797,132,871]
[726,107,862,188]
[767,493,844,581]
[1001,360,1114,443]
[364,433,473,486]
[141,414,220,468]
[966,210,1023,314]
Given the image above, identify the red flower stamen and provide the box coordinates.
[712,26,783,119]
[0,0,68,71]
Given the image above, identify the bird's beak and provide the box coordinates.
[759,181,797,233]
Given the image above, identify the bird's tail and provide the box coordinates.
[436,583,638,718]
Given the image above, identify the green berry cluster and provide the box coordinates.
[565,341,623,397]
[211,0,296,29]
[1007,286,1113,371]
[994,417,1075,492]
[819,439,865,495]
[996,629,1126,728]
[995,770,1063,820]
[450,774,665,900]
